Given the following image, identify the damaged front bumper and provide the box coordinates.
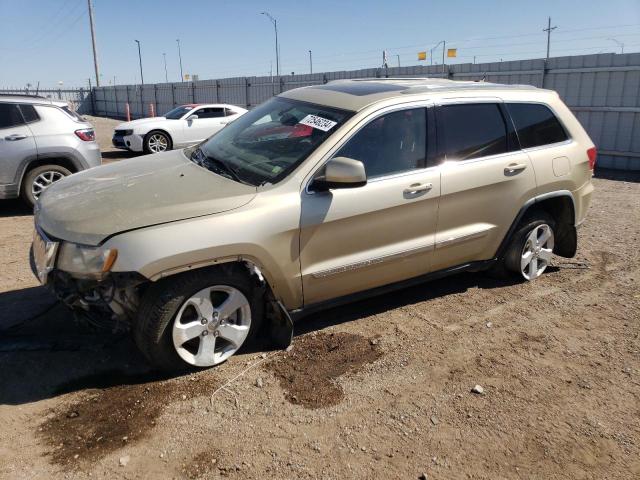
[31,248,146,330]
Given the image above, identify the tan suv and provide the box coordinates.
[31,79,596,371]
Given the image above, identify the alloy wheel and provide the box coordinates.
[520,224,554,280]
[148,133,169,153]
[172,285,251,367]
[31,170,65,200]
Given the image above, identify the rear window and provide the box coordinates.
[438,103,508,161]
[0,103,24,129]
[19,104,40,123]
[507,103,568,148]
[61,106,85,122]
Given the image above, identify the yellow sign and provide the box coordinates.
[447,48,457,58]
[417,51,427,61]
[184,74,191,80]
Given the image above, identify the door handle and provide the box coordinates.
[403,182,433,195]
[5,134,27,141]
[504,163,527,175]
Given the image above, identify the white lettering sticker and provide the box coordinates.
[299,114,337,132]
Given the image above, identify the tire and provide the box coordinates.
[143,130,172,154]
[21,164,72,208]
[133,265,263,372]
[492,210,556,281]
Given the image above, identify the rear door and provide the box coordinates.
[432,99,537,271]
[299,104,441,305]
[0,103,37,189]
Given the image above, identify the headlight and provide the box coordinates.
[121,129,133,136]
[56,242,118,279]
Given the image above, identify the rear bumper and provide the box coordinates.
[572,180,594,227]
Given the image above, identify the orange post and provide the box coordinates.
[150,103,155,117]
[125,103,131,122]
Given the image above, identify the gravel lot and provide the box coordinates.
[0,121,638,479]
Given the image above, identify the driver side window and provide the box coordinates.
[335,108,427,179]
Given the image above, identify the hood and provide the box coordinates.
[37,150,257,245]
[115,117,168,130]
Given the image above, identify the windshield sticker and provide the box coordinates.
[299,114,337,132]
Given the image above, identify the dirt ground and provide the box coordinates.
[0,123,638,479]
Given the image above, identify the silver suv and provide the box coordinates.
[32,79,595,372]
[0,95,101,206]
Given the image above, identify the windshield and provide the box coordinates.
[188,97,352,186]
[164,105,194,119]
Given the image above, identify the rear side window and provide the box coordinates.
[438,103,508,161]
[507,103,568,148]
[0,103,24,129]
[195,107,225,118]
[19,104,40,123]
[61,106,85,122]
[224,108,237,116]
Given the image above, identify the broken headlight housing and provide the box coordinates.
[56,242,118,279]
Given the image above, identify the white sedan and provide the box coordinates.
[112,104,247,153]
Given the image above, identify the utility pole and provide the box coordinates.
[382,50,389,68]
[442,40,446,75]
[176,39,184,81]
[261,12,279,77]
[543,16,557,61]
[134,40,144,84]
[87,0,100,86]
[309,50,313,74]
[396,54,401,67]
[163,53,168,83]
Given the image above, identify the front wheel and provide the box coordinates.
[133,266,263,372]
[143,130,172,154]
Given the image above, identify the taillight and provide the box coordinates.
[75,128,95,141]
[587,147,597,170]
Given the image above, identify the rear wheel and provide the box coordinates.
[133,266,263,372]
[143,130,172,154]
[21,164,72,207]
[493,211,556,281]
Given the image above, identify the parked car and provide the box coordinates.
[0,95,100,207]
[32,78,596,371]
[112,103,247,154]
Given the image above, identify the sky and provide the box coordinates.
[0,0,639,89]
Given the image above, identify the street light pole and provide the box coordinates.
[430,40,445,68]
[176,39,184,81]
[309,50,313,74]
[134,39,144,84]
[607,38,624,54]
[261,12,279,77]
[163,53,168,83]
[396,54,401,67]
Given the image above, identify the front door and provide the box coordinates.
[0,103,37,187]
[432,100,537,271]
[300,106,441,305]
[183,107,227,144]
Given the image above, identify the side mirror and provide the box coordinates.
[188,114,199,121]
[311,157,367,191]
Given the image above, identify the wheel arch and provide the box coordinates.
[496,190,577,261]
[144,129,174,148]
[17,154,81,192]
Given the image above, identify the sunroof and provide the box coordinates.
[314,82,409,96]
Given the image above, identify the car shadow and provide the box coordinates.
[0,199,32,217]
[101,150,140,162]
[0,267,555,406]
[294,269,524,336]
